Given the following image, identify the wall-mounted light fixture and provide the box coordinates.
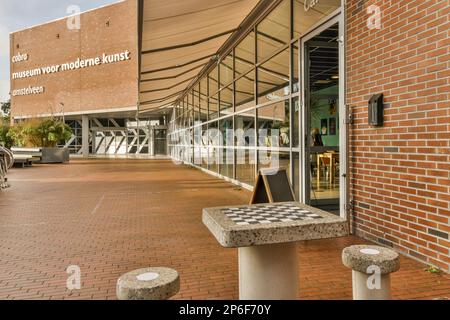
[368,93,384,126]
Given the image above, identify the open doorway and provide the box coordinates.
[302,21,344,216]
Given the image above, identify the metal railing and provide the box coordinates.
[0,146,14,190]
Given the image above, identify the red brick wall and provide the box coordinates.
[346,0,450,272]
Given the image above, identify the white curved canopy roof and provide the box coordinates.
[139,0,261,113]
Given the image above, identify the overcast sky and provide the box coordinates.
[0,0,120,103]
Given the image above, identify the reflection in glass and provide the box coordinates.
[200,77,208,122]
[258,151,290,173]
[193,86,200,124]
[236,149,256,186]
[257,49,290,104]
[219,117,233,147]
[257,100,290,148]
[201,124,208,169]
[220,54,233,88]
[220,148,234,179]
[209,66,219,96]
[235,31,255,77]
[220,85,233,117]
[235,111,255,147]
[209,94,219,120]
[235,70,255,112]
[208,121,219,173]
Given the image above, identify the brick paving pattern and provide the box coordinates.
[0,159,449,300]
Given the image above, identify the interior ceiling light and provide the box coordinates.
[331,75,339,80]
[315,80,332,84]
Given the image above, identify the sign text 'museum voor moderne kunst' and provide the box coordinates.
[11,50,131,97]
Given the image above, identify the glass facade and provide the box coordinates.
[168,0,342,198]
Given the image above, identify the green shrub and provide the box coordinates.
[7,118,72,148]
[0,118,13,148]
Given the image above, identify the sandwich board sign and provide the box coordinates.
[250,167,296,204]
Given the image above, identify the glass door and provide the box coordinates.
[154,128,167,155]
[302,20,344,216]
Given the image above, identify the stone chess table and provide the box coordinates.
[203,202,348,300]
[203,202,348,248]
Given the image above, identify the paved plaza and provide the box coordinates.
[0,159,448,300]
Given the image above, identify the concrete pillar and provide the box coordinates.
[352,270,392,300]
[238,242,299,300]
[82,115,90,158]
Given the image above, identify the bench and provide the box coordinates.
[11,147,43,162]
[13,154,34,168]
[11,147,69,164]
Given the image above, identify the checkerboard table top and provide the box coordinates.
[221,203,323,226]
[203,202,349,248]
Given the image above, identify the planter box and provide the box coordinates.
[41,148,70,164]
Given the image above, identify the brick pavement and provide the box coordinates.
[0,159,448,300]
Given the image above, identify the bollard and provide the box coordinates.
[117,267,180,300]
[342,245,400,300]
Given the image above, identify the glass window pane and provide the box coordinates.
[200,99,208,123]
[292,97,300,148]
[220,85,233,117]
[257,100,290,148]
[209,94,219,120]
[235,31,255,78]
[209,65,219,96]
[207,122,220,174]
[257,0,290,62]
[258,151,291,173]
[220,53,233,89]
[236,149,256,186]
[235,70,255,112]
[193,86,200,124]
[220,148,234,179]
[292,152,299,201]
[201,124,208,169]
[292,43,299,93]
[208,121,219,146]
[293,0,341,39]
[187,93,192,112]
[257,48,290,104]
[235,111,255,147]
[220,117,234,147]
[200,77,208,122]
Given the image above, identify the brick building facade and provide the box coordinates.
[347,0,450,272]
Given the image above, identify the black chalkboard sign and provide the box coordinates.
[250,167,296,204]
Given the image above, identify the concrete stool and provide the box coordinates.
[342,245,400,300]
[117,267,180,300]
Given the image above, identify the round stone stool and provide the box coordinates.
[342,245,400,300]
[117,267,180,300]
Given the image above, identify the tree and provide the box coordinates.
[1,100,10,117]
